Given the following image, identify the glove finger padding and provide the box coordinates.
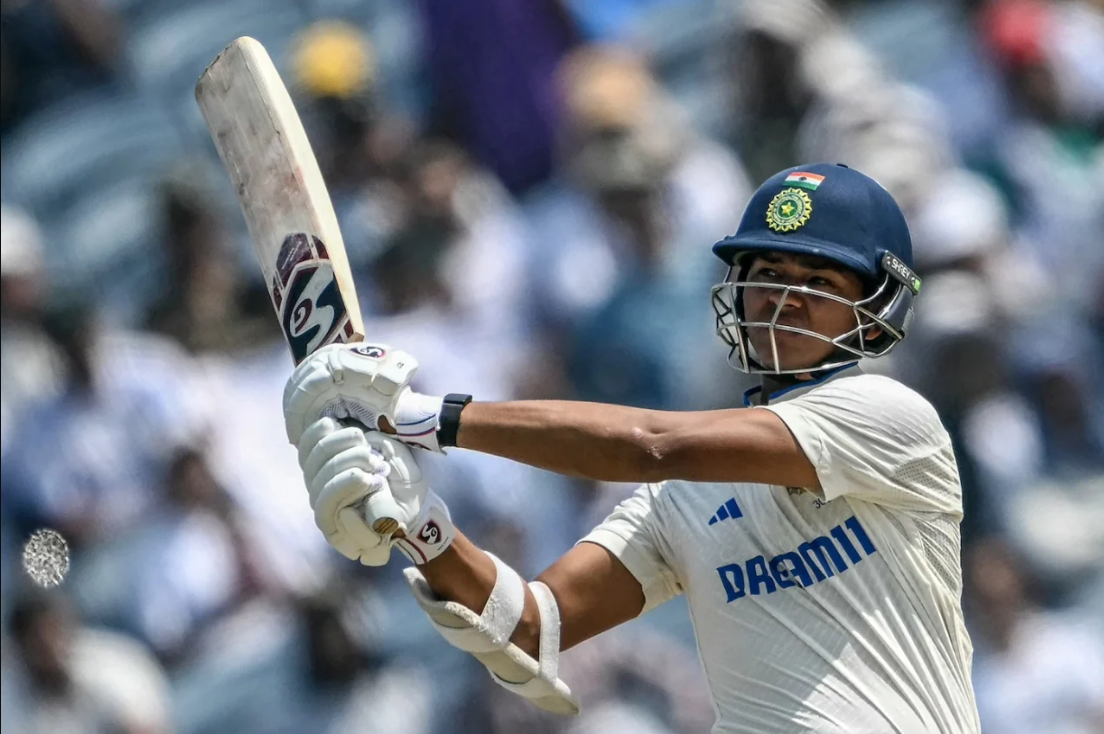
[301,424,383,485]
[308,445,389,507]
[297,416,342,466]
[363,433,422,492]
[336,506,390,566]
[314,467,386,538]
[329,506,378,561]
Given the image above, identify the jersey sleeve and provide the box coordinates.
[763,375,962,515]
[578,483,684,614]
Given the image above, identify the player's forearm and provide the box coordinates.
[418,532,641,659]
[455,400,819,487]
[420,530,542,657]
[456,400,674,482]
[419,531,496,612]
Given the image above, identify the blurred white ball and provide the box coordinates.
[22,528,70,588]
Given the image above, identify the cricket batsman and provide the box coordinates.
[282,163,982,733]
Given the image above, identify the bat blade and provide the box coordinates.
[195,36,364,364]
[196,38,406,538]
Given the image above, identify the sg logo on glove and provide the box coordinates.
[419,520,443,546]
[352,345,388,359]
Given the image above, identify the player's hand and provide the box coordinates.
[297,417,455,566]
[283,343,446,453]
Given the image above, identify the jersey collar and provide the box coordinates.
[742,363,860,407]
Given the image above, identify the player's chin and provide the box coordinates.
[750,332,834,372]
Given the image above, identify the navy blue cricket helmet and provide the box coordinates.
[710,163,922,375]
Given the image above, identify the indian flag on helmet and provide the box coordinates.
[784,171,826,190]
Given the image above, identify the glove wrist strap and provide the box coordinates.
[394,490,455,565]
[392,391,446,452]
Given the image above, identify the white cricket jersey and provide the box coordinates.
[581,366,981,734]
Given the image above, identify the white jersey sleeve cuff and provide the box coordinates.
[761,403,841,501]
[577,530,682,614]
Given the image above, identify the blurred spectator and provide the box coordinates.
[418,0,579,194]
[140,159,345,598]
[966,538,1104,734]
[0,0,122,132]
[981,0,1104,130]
[179,344,347,598]
[2,303,200,546]
[896,162,1101,538]
[4,591,170,734]
[526,44,750,410]
[359,139,533,398]
[348,139,584,575]
[560,0,693,40]
[724,0,838,182]
[909,168,1050,320]
[980,0,1104,315]
[1047,0,1104,131]
[797,80,951,215]
[0,205,63,455]
[468,625,714,734]
[1002,474,1104,602]
[145,164,275,356]
[75,448,270,664]
[2,638,20,731]
[291,20,415,265]
[291,21,413,189]
[1016,321,1104,478]
[726,0,954,211]
[171,586,431,734]
[1,25,13,126]
[565,703,675,734]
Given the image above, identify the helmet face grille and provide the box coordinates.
[710,268,912,376]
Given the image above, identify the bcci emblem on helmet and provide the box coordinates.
[766,188,813,233]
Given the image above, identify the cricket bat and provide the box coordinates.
[196,36,404,537]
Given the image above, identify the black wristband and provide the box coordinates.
[437,393,472,448]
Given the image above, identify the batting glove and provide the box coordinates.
[284,343,447,453]
[297,417,455,566]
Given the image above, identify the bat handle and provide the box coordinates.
[338,419,407,539]
[360,490,406,540]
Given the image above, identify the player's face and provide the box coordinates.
[740,253,867,373]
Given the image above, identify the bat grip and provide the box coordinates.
[339,419,407,539]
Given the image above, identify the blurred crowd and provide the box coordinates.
[2,0,1103,732]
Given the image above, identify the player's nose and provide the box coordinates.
[765,286,802,312]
